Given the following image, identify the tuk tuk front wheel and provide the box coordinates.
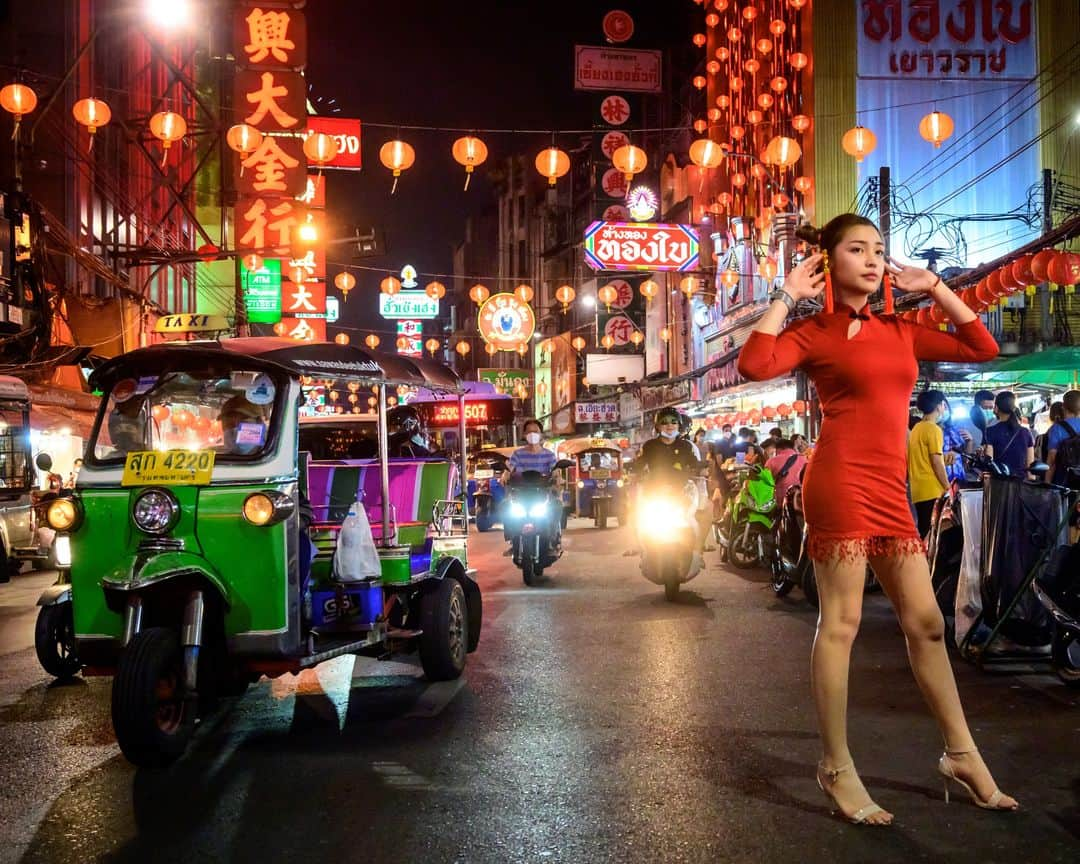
[112,627,195,768]
[419,579,468,681]
[34,602,81,679]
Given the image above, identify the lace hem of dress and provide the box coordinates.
[807,533,926,564]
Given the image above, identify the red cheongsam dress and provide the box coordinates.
[737,304,998,563]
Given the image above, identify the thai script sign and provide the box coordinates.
[584,221,700,272]
[575,402,619,424]
[379,291,439,319]
[479,368,532,396]
[858,0,1034,80]
[305,117,362,170]
[574,46,661,93]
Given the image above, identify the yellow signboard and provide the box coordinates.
[154,314,231,334]
[122,450,216,487]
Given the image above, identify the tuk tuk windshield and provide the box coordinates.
[579,449,620,473]
[0,403,30,489]
[90,370,281,462]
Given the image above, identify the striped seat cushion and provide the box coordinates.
[306,458,455,529]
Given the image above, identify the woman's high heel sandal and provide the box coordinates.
[816,761,891,825]
[937,748,1018,810]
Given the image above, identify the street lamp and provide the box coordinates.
[144,0,195,30]
[582,294,596,309]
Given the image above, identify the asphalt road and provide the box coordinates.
[0,523,1077,864]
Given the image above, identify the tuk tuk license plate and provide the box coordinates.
[474,469,494,479]
[122,450,215,487]
[590,469,611,480]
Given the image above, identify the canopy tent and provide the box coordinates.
[967,347,1080,390]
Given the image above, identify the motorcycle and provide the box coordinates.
[33,489,80,679]
[1033,533,1080,687]
[504,462,572,585]
[636,479,700,601]
[469,453,507,533]
[716,464,778,570]
[772,484,811,599]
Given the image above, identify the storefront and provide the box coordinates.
[27,384,100,485]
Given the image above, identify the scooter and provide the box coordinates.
[472,475,504,532]
[34,491,80,679]
[771,484,811,599]
[637,479,700,601]
[1033,533,1080,687]
[504,463,571,586]
[716,464,778,570]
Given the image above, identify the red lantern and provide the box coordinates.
[762,405,776,419]
[960,287,978,308]
[929,303,947,324]
[151,405,171,423]
[986,269,1005,298]
[792,400,807,414]
[1011,254,1036,286]
[792,114,811,133]
[735,412,748,424]
[794,176,812,193]
[975,278,995,305]
[1048,251,1080,286]
[776,403,791,417]
[196,243,219,262]
[1031,249,1056,283]
[997,265,1022,293]
[789,52,809,70]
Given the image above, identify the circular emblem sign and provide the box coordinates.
[600,130,630,159]
[599,95,631,126]
[603,10,634,43]
[477,293,536,350]
[602,204,630,221]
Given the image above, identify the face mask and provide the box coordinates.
[526,432,542,445]
[659,429,678,440]
[411,433,426,447]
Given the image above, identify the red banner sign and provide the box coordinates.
[306,117,363,171]
[420,399,516,428]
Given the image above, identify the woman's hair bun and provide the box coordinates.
[794,221,821,245]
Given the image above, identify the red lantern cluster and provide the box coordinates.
[689,0,812,221]
[913,248,1080,327]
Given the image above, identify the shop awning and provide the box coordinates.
[31,404,97,440]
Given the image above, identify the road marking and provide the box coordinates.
[405,678,465,717]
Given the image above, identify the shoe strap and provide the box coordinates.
[819,761,853,784]
[943,746,979,757]
[851,803,885,824]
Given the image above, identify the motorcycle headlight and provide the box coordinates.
[46,497,82,532]
[132,488,180,535]
[616,479,624,488]
[529,501,548,518]
[637,497,690,543]
[577,481,585,489]
[53,534,72,568]
[756,498,776,512]
[509,502,526,519]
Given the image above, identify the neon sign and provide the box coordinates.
[421,399,515,428]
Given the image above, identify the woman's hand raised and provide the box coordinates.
[782,253,826,301]
[887,258,944,297]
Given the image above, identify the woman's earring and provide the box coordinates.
[883,273,894,314]
[822,251,834,314]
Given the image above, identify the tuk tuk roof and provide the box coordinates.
[558,437,625,457]
[90,339,460,391]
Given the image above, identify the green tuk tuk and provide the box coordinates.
[42,338,481,767]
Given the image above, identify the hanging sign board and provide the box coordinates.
[583,221,700,272]
[241,258,282,323]
[477,293,536,350]
[305,117,363,170]
[478,368,532,395]
[574,46,662,93]
[419,399,516,429]
[379,291,439,319]
[575,402,619,424]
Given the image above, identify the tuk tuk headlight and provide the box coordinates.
[53,534,71,568]
[46,497,82,532]
[242,491,295,526]
[132,489,180,535]
[576,481,585,489]
[529,501,549,518]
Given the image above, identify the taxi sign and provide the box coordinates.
[122,450,216,487]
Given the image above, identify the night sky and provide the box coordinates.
[307,1,696,334]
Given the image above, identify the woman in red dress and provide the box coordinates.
[738,214,1017,825]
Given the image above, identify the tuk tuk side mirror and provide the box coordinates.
[1029,461,1050,474]
[35,453,53,472]
[555,459,574,470]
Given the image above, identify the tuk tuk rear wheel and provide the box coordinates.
[419,579,468,681]
[34,602,81,679]
[112,627,195,768]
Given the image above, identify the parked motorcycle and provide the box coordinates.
[771,484,811,599]
[716,464,778,570]
[504,462,572,585]
[637,479,700,601]
[1033,533,1080,687]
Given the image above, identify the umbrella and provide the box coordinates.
[967,346,1080,389]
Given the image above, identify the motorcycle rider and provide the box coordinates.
[502,418,562,549]
[387,405,434,458]
[637,408,704,573]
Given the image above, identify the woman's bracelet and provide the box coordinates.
[769,288,797,314]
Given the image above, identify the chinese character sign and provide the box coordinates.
[575,402,619,424]
[236,6,308,69]
[236,134,306,197]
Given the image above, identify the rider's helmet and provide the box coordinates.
[654,407,680,432]
[388,404,422,438]
[676,409,693,438]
